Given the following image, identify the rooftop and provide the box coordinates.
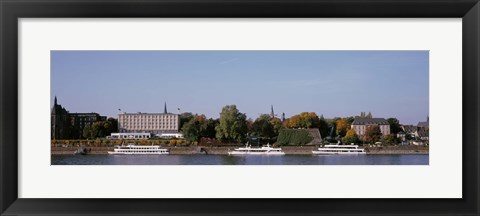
[352,117,389,125]
[119,112,179,115]
[417,121,429,128]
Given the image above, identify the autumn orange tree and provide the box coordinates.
[335,118,350,137]
[284,112,321,129]
[270,117,284,136]
[342,128,360,144]
[364,125,382,144]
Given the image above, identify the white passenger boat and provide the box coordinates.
[108,144,169,155]
[312,144,366,155]
[228,143,285,155]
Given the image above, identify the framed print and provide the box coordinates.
[1,0,479,215]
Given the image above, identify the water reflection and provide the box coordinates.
[52,154,429,165]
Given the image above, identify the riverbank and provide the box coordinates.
[365,146,428,155]
[51,145,428,155]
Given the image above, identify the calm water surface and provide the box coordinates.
[51,154,429,165]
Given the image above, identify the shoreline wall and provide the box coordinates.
[51,145,429,155]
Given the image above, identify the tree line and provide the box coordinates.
[77,105,405,146]
[180,105,404,145]
[82,118,118,139]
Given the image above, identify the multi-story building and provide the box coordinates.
[69,113,107,139]
[351,117,390,137]
[118,103,180,135]
[51,97,107,139]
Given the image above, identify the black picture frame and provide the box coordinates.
[1,0,479,215]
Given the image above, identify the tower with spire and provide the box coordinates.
[51,96,69,140]
[270,105,275,118]
[164,102,168,114]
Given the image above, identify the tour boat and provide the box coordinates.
[312,144,366,155]
[108,144,169,155]
[228,143,285,155]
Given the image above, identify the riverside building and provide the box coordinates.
[118,103,180,135]
[351,117,390,137]
[51,97,107,140]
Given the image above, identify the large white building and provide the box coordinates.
[108,132,152,140]
[118,103,180,135]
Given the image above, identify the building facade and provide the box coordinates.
[51,97,71,140]
[351,117,390,137]
[51,97,107,139]
[108,132,152,140]
[69,113,108,139]
[397,116,429,145]
[118,103,180,135]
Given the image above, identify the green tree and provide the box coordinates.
[318,115,329,139]
[270,117,284,138]
[179,112,194,131]
[342,128,360,144]
[106,117,118,133]
[364,125,382,144]
[215,105,248,143]
[387,118,403,134]
[83,124,92,139]
[91,121,105,138]
[83,118,119,139]
[204,118,219,139]
[383,134,400,145]
[182,114,208,142]
[252,114,275,140]
[345,116,355,125]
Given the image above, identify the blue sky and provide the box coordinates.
[51,51,429,125]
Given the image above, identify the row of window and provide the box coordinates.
[120,116,177,119]
[122,120,177,123]
[122,122,177,125]
[116,135,150,138]
[124,126,177,130]
[123,122,176,125]
[353,126,389,134]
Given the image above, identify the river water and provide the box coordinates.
[51,154,428,165]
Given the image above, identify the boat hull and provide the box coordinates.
[228,151,285,155]
[312,151,366,155]
[108,152,169,155]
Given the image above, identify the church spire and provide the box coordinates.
[270,105,274,118]
[54,96,57,105]
[164,102,167,114]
